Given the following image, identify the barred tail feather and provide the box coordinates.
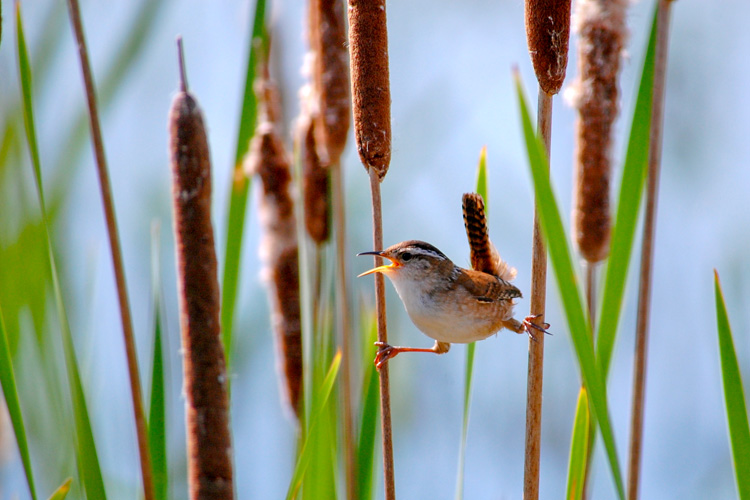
[462,193,517,281]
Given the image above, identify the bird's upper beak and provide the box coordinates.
[357,251,399,277]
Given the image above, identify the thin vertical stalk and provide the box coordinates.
[581,261,597,500]
[368,169,396,500]
[349,0,395,497]
[307,0,354,484]
[627,1,673,498]
[64,1,153,498]
[522,90,552,500]
[522,1,570,492]
[585,263,596,327]
[333,160,356,500]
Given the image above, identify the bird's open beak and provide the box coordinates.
[357,251,399,277]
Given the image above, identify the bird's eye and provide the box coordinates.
[401,252,413,262]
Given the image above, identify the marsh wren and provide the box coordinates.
[359,240,548,367]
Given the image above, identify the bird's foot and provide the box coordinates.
[523,314,551,342]
[374,342,398,369]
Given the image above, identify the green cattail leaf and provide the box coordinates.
[286,351,342,500]
[149,224,168,500]
[47,478,73,500]
[514,72,625,500]
[149,308,168,500]
[455,147,488,500]
[566,388,591,500]
[596,6,658,379]
[714,271,750,500]
[0,307,38,500]
[221,0,267,374]
[16,5,107,499]
[304,305,337,500]
[455,340,476,500]
[356,313,379,500]
[475,146,488,208]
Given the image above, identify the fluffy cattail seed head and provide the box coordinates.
[569,0,627,262]
[301,115,331,243]
[245,73,303,420]
[309,0,350,165]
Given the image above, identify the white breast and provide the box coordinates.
[387,272,510,344]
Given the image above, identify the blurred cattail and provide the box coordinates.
[300,113,331,243]
[462,193,517,281]
[348,0,391,179]
[169,40,233,499]
[525,0,572,95]
[308,0,350,166]
[245,71,303,420]
[569,0,627,263]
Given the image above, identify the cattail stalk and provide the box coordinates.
[308,0,354,495]
[65,1,154,498]
[348,0,395,498]
[523,2,571,498]
[628,2,674,498]
[170,40,234,499]
[248,73,304,420]
[522,92,552,500]
[570,1,626,493]
[331,160,356,500]
[306,1,356,490]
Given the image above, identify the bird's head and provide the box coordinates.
[357,240,452,282]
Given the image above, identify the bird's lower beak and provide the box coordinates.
[357,251,399,277]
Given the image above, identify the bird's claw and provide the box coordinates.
[523,314,551,342]
[374,342,397,369]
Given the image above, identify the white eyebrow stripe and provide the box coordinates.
[404,246,445,260]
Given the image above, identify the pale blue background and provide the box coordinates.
[0,0,748,498]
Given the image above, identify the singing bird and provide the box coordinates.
[358,239,548,367]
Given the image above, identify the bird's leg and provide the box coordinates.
[374,340,450,369]
[503,315,551,342]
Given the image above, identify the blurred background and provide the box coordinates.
[0,0,748,498]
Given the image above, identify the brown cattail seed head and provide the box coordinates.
[348,0,391,179]
[169,42,234,498]
[245,79,303,419]
[462,193,517,282]
[301,116,331,243]
[309,0,351,165]
[525,0,572,95]
[570,0,627,262]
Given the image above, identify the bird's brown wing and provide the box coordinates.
[456,267,522,302]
